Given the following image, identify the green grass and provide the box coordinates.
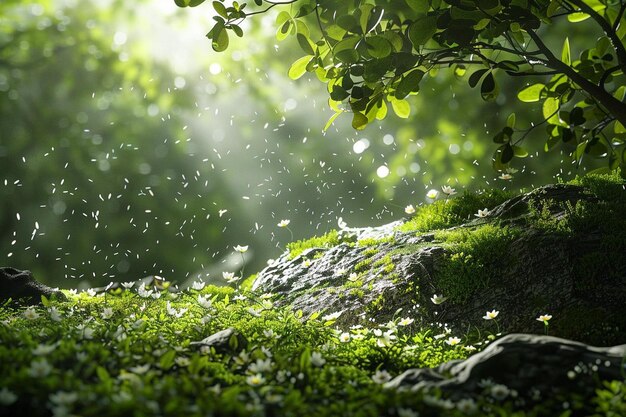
[1,284,618,416]
[396,189,513,234]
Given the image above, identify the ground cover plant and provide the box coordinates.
[2,176,626,416]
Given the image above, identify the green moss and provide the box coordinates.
[357,236,395,247]
[397,189,513,234]
[362,247,379,257]
[567,171,626,202]
[354,257,374,272]
[434,225,521,303]
[286,230,341,259]
[239,274,257,292]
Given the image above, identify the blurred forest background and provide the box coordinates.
[0,0,600,288]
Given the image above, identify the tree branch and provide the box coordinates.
[565,0,626,73]
[527,29,626,126]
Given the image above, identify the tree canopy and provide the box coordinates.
[177,0,626,175]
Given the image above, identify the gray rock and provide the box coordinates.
[252,184,626,344]
[385,333,626,401]
[190,328,248,353]
[0,267,66,305]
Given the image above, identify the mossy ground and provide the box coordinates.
[1,174,625,416]
[1,284,623,417]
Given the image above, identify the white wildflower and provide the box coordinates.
[23,307,40,320]
[191,281,206,291]
[0,388,17,405]
[310,352,326,367]
[474,208,491,218]
[430,294,447,305]
[372,369,392,384]
[404,205,416,215]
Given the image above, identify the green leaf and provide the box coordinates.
[189,0,206,6]
[174,0,189,7]
[324,111,343,131]
[512,145,528,157]
[506,113,516,129]
[480,72,497,101]
[561,38,570,65]
[160,350,177,370]
[543,97,564,125]
[276,20,293,41]
[468,69,488,88]
[406,0,429,14]
[517,83,545,102]
[501,143,514,163]
[41,295,50,307]
[408,16,437,47]
[230,24,243,37]
[366,36,392,59]
[276,11,291,26]
[210,23,229,52]
[395,69,424,99]
[568,12,590,22]
[391,99,411,118]
[212,1,228,18]
[352,112,369,129]
[297,33,315,55]
[299,347,311,372]
[288,55,313,80]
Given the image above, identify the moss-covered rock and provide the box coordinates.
[253,174,626,344]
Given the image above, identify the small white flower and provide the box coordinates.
[121,281,134,289]
[483,310,499,320]
[499,173,513,180]
[404,205,416,215]
[302,259,312,268]
[28,358,52,378]
[445,336,461,346]
[277,219,290,228]
[441,185,457,196]
[426,189,439,199]
[430,294,447,305]
[247,308,262,317]
[222,272,239,284]
[263,329,277,339]
[372,369,392,384]
[246,373,265,387]
[376,331,397,347]
[0,388,17,405]
[474,208,491,218]
[536,314,552,324]
[322,311,342,321]
[248,358,273,374]
[85,288,96,297]
[166,301,187,318]
[101,307,114,320]
[49,391,78,405]
[489,383,510,400]
[398,317,414,326]
[234,245,248,253]
[310,352,326,367]
[175,357,190,367]
[197,294,213,309]
[150,291,161,300]
[77,324,94,340]
[339,332,351,343]
[137,284,153,298]
[335,268,347,276]
[48,307,62,322]
[32,343,56,356]
[347,272,359,282]
[464,345,478,352]
[233,294,247,301]
[397,408,419,417]
[128,364,150,374]
[456,398,478,413]
[23,307,40,320]
[192,281,206,291]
